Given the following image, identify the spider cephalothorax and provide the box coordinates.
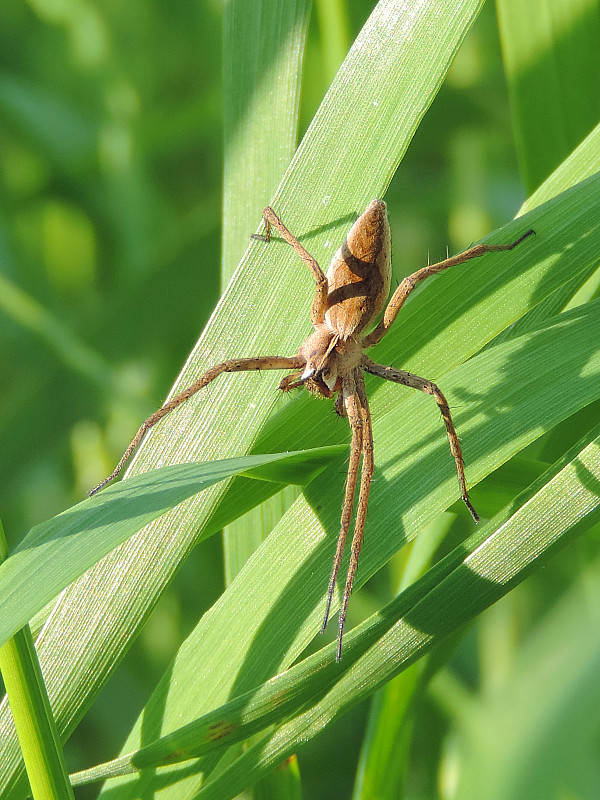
[91,200,533,660]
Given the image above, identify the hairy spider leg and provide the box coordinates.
[90,355,304,495]
[255,207,329,325]
[336,370,374,661]
[363,228,535,348]
[321,372,364,639]
[362,357,478,522]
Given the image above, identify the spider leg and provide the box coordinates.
[253,207,329,325]
[362,356,479,522]
[363,228,534,348]
[279,371,304,392]
[90,354,304,496]
[336,370,374,661]
[321,373,363,637]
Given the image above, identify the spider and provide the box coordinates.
[91,200,533,660]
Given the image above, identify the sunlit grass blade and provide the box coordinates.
[96,285,600,797]
[221,0,309,614]
[497,0,600,192]
[494,122,600,342]
[194,430,600,800]
[70,421,600,796]
[0,519,74,800]
[0,447,342,651]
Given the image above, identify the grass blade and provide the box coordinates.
[497,0,600,192]
[0,448,342,651]
[98,270,600,797]
[190,427,600,799]
[0,519,74,800]
[71,420,600,796]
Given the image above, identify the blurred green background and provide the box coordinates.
[1,0,599,798]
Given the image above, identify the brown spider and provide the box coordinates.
[91,200,533,660]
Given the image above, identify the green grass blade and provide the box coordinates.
[71,421,600,796]
[252,755,303,800]
[97,274,600,797]
[519,121,600,213]
[351,666,419,800]
[351,517,455,800]
[0,519,74,800]
[221,0,309,618]
[194,429,600,799]
[490,120,600,345]
[314,0,351,84]
[222,0,310,282]
[497,0,600,192]
[0,448,342,651]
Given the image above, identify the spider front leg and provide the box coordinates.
[90,354,304,495]
[252,206,329,325]
[363,357,478,522]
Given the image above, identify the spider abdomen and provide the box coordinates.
[325,199,391,339]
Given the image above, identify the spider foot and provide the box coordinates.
[463,494,479,523]
[321,603,332,634]
[336,614,346,663]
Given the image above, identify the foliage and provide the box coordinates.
[0,0,599,798]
